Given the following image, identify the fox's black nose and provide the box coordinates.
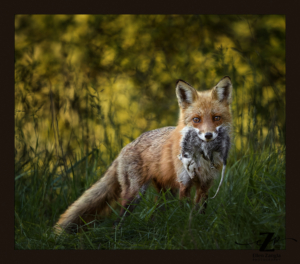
[205,133,213,140]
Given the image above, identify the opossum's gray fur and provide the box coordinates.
[178,125,231,199]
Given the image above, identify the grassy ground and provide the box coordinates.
[15,129,285,250]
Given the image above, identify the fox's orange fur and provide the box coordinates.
[54,76,233,234]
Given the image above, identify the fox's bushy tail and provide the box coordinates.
[54,160,120,234]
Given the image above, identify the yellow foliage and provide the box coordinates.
[14,15,285,163]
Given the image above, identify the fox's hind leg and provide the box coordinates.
[113,179,150,228]
[115,152,151,226]
[118,181,150,219]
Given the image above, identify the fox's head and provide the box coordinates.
[176,76,233,142]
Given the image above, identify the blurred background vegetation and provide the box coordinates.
[15,15,285,249]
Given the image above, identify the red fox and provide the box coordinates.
[54,76,233,234]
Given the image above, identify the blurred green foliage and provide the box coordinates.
[15,15,285,168]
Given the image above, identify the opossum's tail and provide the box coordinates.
[54,160,121,234]
[210,164,226,199]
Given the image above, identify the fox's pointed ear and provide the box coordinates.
[212,76,233,104]
[176,80,198,109]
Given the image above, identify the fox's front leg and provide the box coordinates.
[194,179,213,214]
[179,181,193,203]
[178,152,199,179]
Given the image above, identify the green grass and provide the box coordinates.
[15,134,285,250]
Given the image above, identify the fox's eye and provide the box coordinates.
[193,117,201,123]
[214,116,221,121]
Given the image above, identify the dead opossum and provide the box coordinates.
[178,126,231,199]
